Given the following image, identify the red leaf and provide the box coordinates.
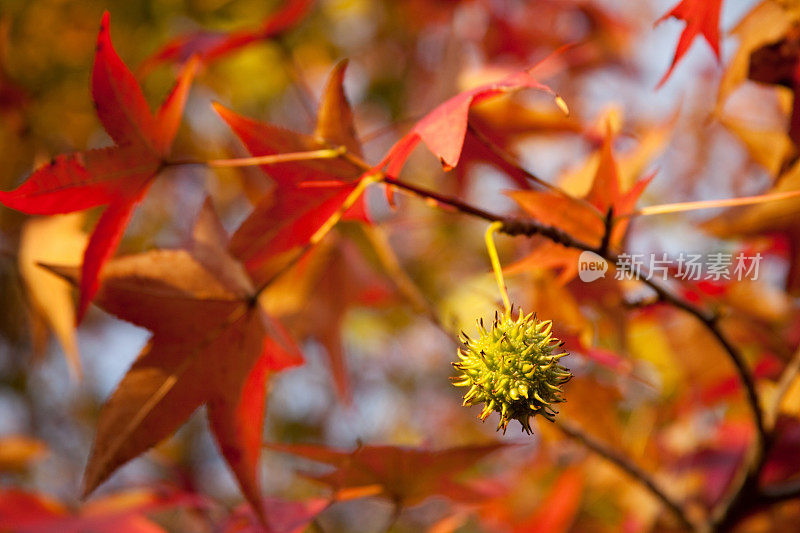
[228,183,359,285]
[0,12,197,321]
[139,0,314,74]
[0,146,158,214]
[377,65,560,175]
[267,442,506,506]
[513,467,584,533]
[223,497,329,533]
[213,63,373,290]
[0,487,201,533]
[77,185,150,322]
[92,11,159,152]
[213,61,371,231]
[211,105,364,190]
[656,0,724,87]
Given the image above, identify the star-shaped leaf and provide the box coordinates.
[46,199,303,521]
[656,0,724,87]
[215,60,370,286]
[0,12,198,321]
[507,125,653,282]
[377,64,564,176]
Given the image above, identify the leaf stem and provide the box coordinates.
[165,147,346,169]
[625,189,800,218]
[309,173,380,245]
[208,147,346,168]
[485,221,512,317]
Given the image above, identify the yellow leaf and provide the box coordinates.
[717,0,799,108]
[0,435,48,472]
[720,115,793,176]
[18,213,87,378]
[627,315,681,396]
[559,109,671,195]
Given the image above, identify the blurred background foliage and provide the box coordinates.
[3,0,800,531]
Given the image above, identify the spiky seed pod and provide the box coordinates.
[452,310,572,434]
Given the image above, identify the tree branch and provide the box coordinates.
[465,122,603,218]
[379,168,767,531]
[710,346,800,529]
[199,141,767,529]
[379,162,766,455]
[760,478,800,505]
[556,419,700,532]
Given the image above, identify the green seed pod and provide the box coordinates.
[452,310,572,434]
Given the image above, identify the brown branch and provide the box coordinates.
[598,207,614,257]
[195,142,765,460]
[711,345,800,529]
[466,122,603,218]
[360,148,767,454]
[760,478,800,505]
[382,176,505,224]
[556,419,700,532]
[197,139,765,529]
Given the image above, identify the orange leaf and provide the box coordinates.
[45,200,302,522]
[267,442,506,507]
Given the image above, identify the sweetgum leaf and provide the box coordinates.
[44,200,303,523]
[656,0,724,87]
[0,12,198,321]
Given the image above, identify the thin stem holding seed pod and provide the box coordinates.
[485,221,512,317]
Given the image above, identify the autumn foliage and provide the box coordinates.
[3,0,800,531]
